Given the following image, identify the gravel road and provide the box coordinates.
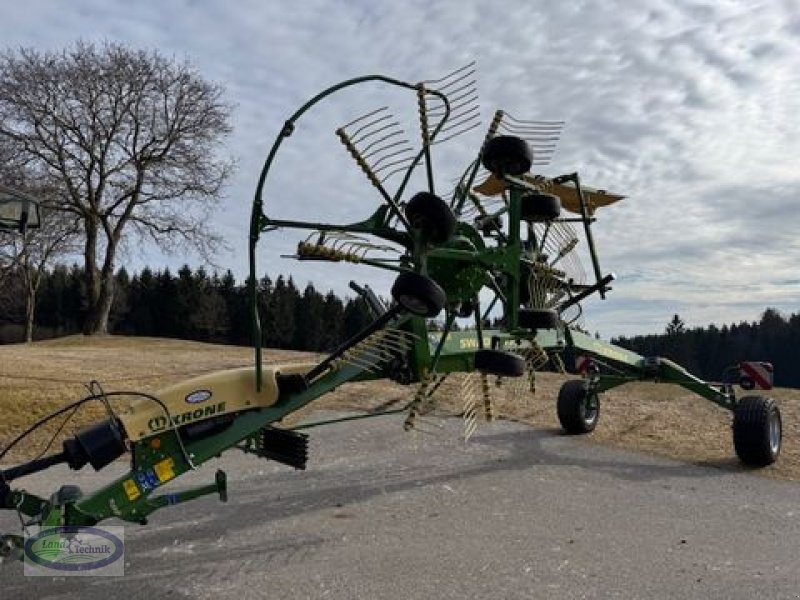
[2,411,799,599]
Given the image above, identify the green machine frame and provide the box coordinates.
[0,71,781,560]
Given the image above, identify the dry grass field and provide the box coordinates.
[1,335,798,481]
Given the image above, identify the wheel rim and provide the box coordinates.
[768,409,781,455]
[398,294,429,315]
[582,396,599,426]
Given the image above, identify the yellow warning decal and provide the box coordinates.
[154,458,176,483]
[123,479,141,501]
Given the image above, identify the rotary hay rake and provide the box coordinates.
[0,64,782,561]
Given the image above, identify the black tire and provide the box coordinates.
[481,135,532,177]
[557,379,599,434]
[391,271,446,317]
[521,193,561,222]
[405,192,456,244]
[733,396,781,466]
[474,349,526,377]
[519,308,560,330]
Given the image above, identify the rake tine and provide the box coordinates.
[339,106,391,130]
[349,113,395,142]
[370,146,414,171]
[422,61,477,86]
[502,112,565,126]
[359,130,407,157]
[426,90,480,117]
[375,155,415,177]
[432,122,483,146]
[340,353,380,371]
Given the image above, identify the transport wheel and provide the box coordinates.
[474,349,526,377]
[391,271,446,317]
[405,192,456,244]
[557,379,600,434]
[481,135,532,177]
[733,396,781,466]
[519,308,560,330]
[520,192,561,222]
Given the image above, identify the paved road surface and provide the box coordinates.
[2,412,799,599]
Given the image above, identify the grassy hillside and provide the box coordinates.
[0,336,797,480]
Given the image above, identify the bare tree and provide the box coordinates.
[0,41,234,334]
[0,206,80,341]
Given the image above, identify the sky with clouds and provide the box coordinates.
[1,0,798,337]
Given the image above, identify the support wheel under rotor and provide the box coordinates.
[519,308,560,330]
[733,396,781,466]
[521,193,561,222]
[405,192,456,244]
[474,349,526,377]
[557,379,600,434]
[481,135,532,177]
[391,272,446,318]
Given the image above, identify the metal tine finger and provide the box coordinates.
[373,339,412,355]
[436,103,481,129]
[421,61,480,145]
[371,333,414,351]
[429,96,480,119]
[383,327,420,340]
[360,130,407,158]
[370,330,415,349]
[371,146,414,171]
[432,122,483,146]
[425,89,480,117]
[338,241,365,255]
[361,345,398,364]
[339,106,391,131]
[436,111,481,137]
[375,155,415,178]
[381,163,420,183]
[355,338,394,362]
[340,351,381,369]
[422,60,477,86]
[345,344,385,362]
[379,162,415,183]
[350,116,401,143]
[502,112,565,127]
[500,123,564,134]
[349,345,389,364]
[350,113,396,143]
[338,105,418,192]
[379,332,417,347]
[336,356,378,373]
[376,152,415,178]
[432,77,477,102]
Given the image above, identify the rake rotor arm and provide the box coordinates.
[349,280,388,316]
[551,172,606,296]
[249,75,449,390]
[557,273,616,313]
[305,304,405,382]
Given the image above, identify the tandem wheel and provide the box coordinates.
[733,395,781,466]
[557,379,600,434]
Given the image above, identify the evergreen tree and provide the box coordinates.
[320,291,345,350]
[293,283,325,350]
